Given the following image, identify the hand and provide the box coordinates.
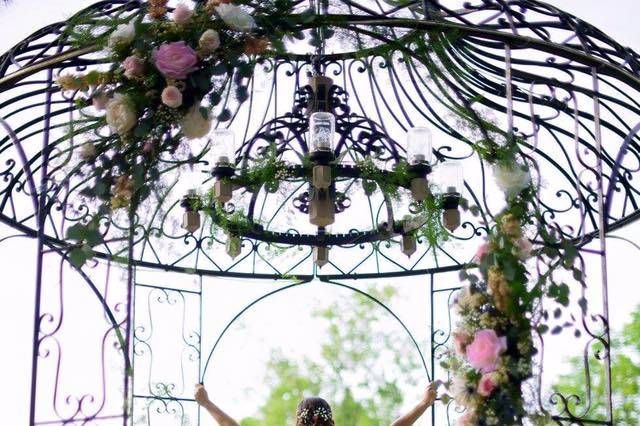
[194,384,210,406]
[422,381,440,406]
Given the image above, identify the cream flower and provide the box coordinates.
[515,237,533,259]
[449,374,475,407]
[107,21,136,49]
[215,4,255,32]
[493,164,531,197]
[105,94,137,135]
[181,104,211,139]
[161,86,183,108]
[199,29,221,53]
[455,285,474,311]
[79,142,96,160]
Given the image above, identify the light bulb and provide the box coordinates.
[212,129,235,165]
[407,127,433,165]
[309,112,335,153]
[438,162,464,195]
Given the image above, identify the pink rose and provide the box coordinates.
[92,92,109,110]
[122,56,144,79]
[153,42,198,79]
[161,86,183,108]
[474,242,489,262]
[172,3,193,25]
[477,372,499,397]
[459,411,475,426]
[465,329,507,373]
[453,331,472,356]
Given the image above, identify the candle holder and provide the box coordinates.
[180,189,201,233]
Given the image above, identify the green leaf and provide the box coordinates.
[66,223,87,241]
[68,247,87,268]
[85,229,103,246]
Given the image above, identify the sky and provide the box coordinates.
[1,1,639,425]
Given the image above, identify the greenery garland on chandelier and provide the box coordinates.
[56,2,588,425]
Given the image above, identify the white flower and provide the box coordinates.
[105,94,137,135]
[493,164,531,197]
[181,104,212,140]
[515,237,533,260]
[449,374,474,407]
[215,4,255,32]
[199,29,221,53]
[107,21,136,49]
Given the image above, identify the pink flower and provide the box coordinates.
[172,3,193,25]
[161,86,183,108]
[92,92,109,110]
[122,56,144,79]
[459,411,475,426]
[474,242,489,262]
[153,42,198,79]
[477,372,499,397]
[143,140,154,154]
[453,331,471,356]
[465,329,507,373]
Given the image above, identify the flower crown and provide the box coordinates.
[296,406,333,424]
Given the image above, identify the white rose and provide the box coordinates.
[215,4,255,32]
[515,237,533,260]
[181,104,212,140]
[199,29,221,53]
[105,94,137,135]
[108,21,136,49]
[493,164,531,197]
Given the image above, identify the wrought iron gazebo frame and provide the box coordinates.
[2,0,640,424]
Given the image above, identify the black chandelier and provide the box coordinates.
[180,73,463,266]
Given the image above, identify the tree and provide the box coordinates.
[553,305,640,425]
[240,286,425,426]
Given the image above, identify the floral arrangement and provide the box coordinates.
[439,137,584,424]
[59,0,302,264]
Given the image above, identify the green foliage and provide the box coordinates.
[414,191,449,250]
[554,305,640,425]
[233,145,289,192]
[66,219,103,267]
[240,286,423,426]
[356,157,411,200]
[204,195,253,235]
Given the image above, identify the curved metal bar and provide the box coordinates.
[0,117,39,214]
[200,276,432,382]
[319,278,431,381]
[604,121,640,224]
[199,279,311,382]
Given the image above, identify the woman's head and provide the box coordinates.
[295,397,335,426]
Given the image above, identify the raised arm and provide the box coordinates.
[390,382,439,426]
[195,384,241,426]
